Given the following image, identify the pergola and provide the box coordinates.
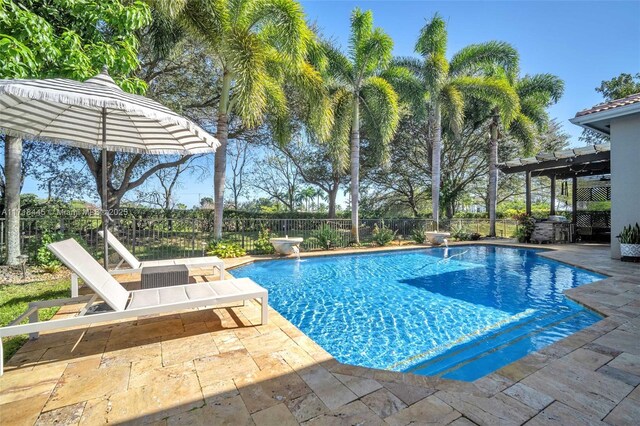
[498,144,611,225]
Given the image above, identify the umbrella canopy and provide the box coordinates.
[0,68,219,267]
[0,70,218,154]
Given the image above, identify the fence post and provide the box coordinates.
[191,218,196,253]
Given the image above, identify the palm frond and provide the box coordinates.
[295,61,334,141]
[263,73,291,144]
[509,113,537,154]
[325,87,353,172]
[452,75,520,124]
[349,7,374,67]
[147,8,186,58]
[449,41,519,80]
[225,28,268,126]
[424,53,449,92]
[360,76,400,163]
[392,57,425,80]
[322,41,354,86]
[242,0,310,66]
[382,65,428,120]
[415,13,447,58]
[179,0,227,44]
[151,0,189,18]
[360,28,393,75]
[439,83,464,134]
[517,73,564,105]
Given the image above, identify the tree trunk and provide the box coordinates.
[350,96,360,243]
[328,183,339,219]
[4,136,22,265]
[488,108,499,237]
[430,103,442,230]
[213,73,232,240]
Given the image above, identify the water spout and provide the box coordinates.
[292,245,300,261]
[443,238,449,248]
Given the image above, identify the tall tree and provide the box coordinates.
[161,0,325,239]
[486,73,563,235]
[0,0,150,264]
[277,136,347,218]
[324,8,400,242]
[396,13,519,229]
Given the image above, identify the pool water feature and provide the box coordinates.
[232,246,604,381]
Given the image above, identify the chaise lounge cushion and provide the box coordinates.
[126,278,265,310]
[127,282,218,310]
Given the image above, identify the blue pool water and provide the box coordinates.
[232,246,604,381]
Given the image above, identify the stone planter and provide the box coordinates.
[425,231,451,246]
[620,243,640,259]
[270,237,303,256]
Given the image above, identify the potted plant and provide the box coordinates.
[617,223,640,260]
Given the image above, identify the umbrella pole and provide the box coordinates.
[101,108,109,269]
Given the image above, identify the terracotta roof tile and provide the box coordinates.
[575,92,640,117]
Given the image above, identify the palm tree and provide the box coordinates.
[395,13,519,229]
[486,73,564,235]
[159,0,324,239]
[324,8,400,243]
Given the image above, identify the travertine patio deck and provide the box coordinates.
[1,243,639,425]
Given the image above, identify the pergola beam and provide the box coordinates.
[499,151,610,174]
[535,162,611,179]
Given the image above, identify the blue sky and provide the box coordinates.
[20,1,640,206]
[302,0,640,142]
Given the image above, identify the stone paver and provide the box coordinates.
[0,244,639,425]
[385,395,461,426]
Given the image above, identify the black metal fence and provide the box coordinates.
[0,216,518,262]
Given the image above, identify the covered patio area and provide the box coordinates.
[499,144,611,243]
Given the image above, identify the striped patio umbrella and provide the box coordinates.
[0,68,219,268]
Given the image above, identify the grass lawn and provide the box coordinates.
[1,278,71,363]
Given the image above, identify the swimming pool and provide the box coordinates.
[232,245,604,381]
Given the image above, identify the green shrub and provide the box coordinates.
[207,240,246,258]
[514,213,536,243]
[33,232,89,273]
[411,227,427,244]
[309,224,342,250]
[372,221,397,246]
[36,233,62,273]
[449,225,483,242]
[450,225,470,241]
[253,227,275,254]
[617,223,640,244]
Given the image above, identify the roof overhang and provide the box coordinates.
[570,101,640,136]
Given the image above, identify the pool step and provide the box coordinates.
[407,307,591,381]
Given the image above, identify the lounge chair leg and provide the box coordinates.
[71,273,79,298]
[261,295,268,325]
[29,310,40,340]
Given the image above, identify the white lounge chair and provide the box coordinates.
[97,229,224,277]
[0,238,267,375]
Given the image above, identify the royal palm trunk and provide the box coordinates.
[213,73,232,240]
[350,96,360,243]
[488,108,500,237]
[430,104,442,230]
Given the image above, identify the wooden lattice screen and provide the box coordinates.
[576,186,611,202]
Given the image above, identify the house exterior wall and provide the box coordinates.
[609,114,640,259]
